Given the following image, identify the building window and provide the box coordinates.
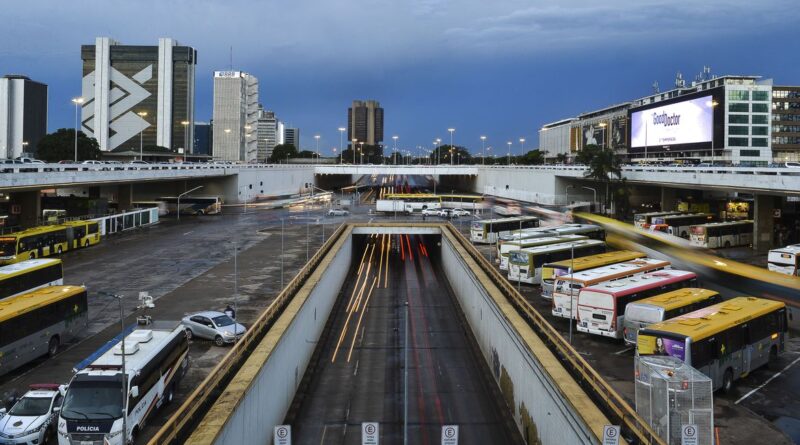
[729,103,749,112]
[752,126,768,136]
[729,137,748,146]
[729,115,749,124]
[752,91,769,101]
[728,126,748,135]
[754,115,769,124]
[752,138,768,147]
[728,90,750,101]
[740,150,760,157]
[752,103,769,113]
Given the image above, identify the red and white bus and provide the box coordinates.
[576,270,698,339]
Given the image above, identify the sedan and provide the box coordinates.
[181,311,246,346]
[451,208,472,217]
[327,209,349,217]
[421,208,439,216]
[0,383,64,445]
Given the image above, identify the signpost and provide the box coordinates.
[602,425,620,445]
[441,425,459,445]
[362,422,379,445]
[274,425,291,445]
[681,424,699,445]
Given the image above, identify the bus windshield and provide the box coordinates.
[509,251,528,264]
[471,222,482,230]
[62,379,122,420]
[9,397,51,416]
[0,238,16,256]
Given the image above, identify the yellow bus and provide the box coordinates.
[622,288,721,345]
[637,296,787,392]
[0,221,100,265]
[0,259,64,300]
[540,250,646,298]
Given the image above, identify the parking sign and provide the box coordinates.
[441,425,459,445]
[362,422,379,445]
[602,425,620,445]
[682,424,698,445]
[274,425,291,445]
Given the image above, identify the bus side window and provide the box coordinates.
[726,327,744,354]
[692,338,711,368]
[88,223,98,235]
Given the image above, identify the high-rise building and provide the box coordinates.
[194,122,212,156]
[772,86,800,162]
[256,107,278,162]
[80,37,197,153]
[348,100,383,146]
[0,75,48,159]
[284,127,300,149]
[212,71,259,162]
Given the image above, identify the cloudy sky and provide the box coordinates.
[4,0,800,154]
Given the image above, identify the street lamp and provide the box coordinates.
[351,138,357,164]
[338,127,346,158]
[71,97,85,162]
[435,138,442,164]
[314,134,320,164]
[97,291,129,445]
[519,137,526,155]
[486,146,492,165]
[709,100,719,165]
[582,186,598,213]
[136,112,149,161]
[359,142,364,164]
[598,122,607,149]
[181,120,190,159]
[507,141,512,165]
[480,136,487,165]
[177,185,203,221]
[21,141,28,156]
[392,135,399,165]
[448,128,455,166]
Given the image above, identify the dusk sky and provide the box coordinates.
[4,0,800,155]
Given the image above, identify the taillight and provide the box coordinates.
[611,317,616,330]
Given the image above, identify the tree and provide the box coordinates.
[297,150,316,158]
[517,149,545,165]
[36,128,100,162]
[579,144,622,211]
[429,145,471,164]
[555,153,568,164]
[269,144,298,163]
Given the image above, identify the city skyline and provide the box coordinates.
[3,0,800,154]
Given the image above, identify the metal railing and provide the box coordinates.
[442,222,665,445]
[0,162,314,175]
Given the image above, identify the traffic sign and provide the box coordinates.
[681,424,699,445]
[441,425,459,445]
[602,425,620,445]
[274,425,291,445]
[362,422,379,445]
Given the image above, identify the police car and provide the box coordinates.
[0,384,65,445]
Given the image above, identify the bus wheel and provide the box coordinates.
[29,251,36,259]
[197,209,205,216]
[724,241,731,248]
[47,336,59,357]
[722,368,734,393]
[56,246,63,254]
[768,346,779,371]
[84,240,90,247]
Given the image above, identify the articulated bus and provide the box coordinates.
[650,213,713,238]
[0,285,88,377]
[541,250,646,298]
[0,259,63,300]
[470,216,539,244]
[768,244,800,276]
[507,239,606,284]
[576,270,698,339]
[633,211,684,229]
[0,221,101,265]
[497,234,587,270]
[551,258,672,320]
[690,220,754,249]
[158,196,222,215]
[637,297,787,392]
[622,288,721,346]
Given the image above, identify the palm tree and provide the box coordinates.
[579,145,621,211]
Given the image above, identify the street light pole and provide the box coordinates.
[72,97,84,162]
[98,291,128,445]
[314,134,320,164]
[480,136,486,165]
[392,135,398,165]
[338,127,346,159]
[182,120,191,156]
[507,141,512,165]
[177,185,203,222]
[519,137,526,156]
[352,139,357,164]
[448,128,455,166]
[582,186,597,213]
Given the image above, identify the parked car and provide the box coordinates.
[327,209,349,217]
[129,160,149,164]
[14,157,38,163]
[81,160,104,165]
[0,383,65,445]
[786,162,800,168]
[421,208,439,216]
[181,311,246,346]
[451,208,472,217]
[438,209,454,218]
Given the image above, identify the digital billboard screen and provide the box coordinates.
[630,95,714,148]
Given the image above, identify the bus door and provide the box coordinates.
[740,323,752,373]
[65,226,76,249]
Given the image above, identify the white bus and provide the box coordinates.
[497,223,604,252]
[507,239,606,284]
[58,322,189,445]
[497,234,587,270]
[633,211,683,229]
[469,216,539,244]
[158,196,222,215]
[551,258,672,320]
[689,220,754,249]
[375,194,442,213]
[0,285,88,377]
[768,244,800,276]
[650,213,713,239]
[0,258,63,300]
[576,270,698,339]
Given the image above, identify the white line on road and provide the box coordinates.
[354,359,360,376]
[615,347,633,355]
[735,355,800,405]
[183,231,193,236]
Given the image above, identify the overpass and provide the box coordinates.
[148,222,663,445]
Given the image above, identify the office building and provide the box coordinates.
[0,75,48,159]
[194,122,212,156]
[212,71,259,162]
[277,121,285,145]
[80,37,197,152]
[348,100,383,146]
[284,127,300,149]
[772,86,800,162]
[256,107,278,162]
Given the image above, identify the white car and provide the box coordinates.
[327,209,349,217]
[451,209,472,217]
[421,208,439,216]
[0,384,65,445]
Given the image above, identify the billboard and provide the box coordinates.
[611,118,627,149]
[630,95,713,148]
[582,123,606,148]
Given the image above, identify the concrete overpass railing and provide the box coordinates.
[314,164,479,176]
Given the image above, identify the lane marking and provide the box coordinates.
[615,347,633,355]
[320,426,328,445]
[183,231,193,236]
[353,359,360,376]
[735,355,800,405]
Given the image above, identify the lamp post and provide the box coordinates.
[598,122,607,149]
[177,185,203,221]
[333,147,338,164]
[392,135,399,165]
[480,136,486,165]
[435,138,442,164]
[97,291,129,445]
[710,100,719,165]
[352,138,357,164]
[519,137,526,156]
[507,141,512,165]
[182,121,191,156]
[21,141,28,157]
[314,134,320,164]
[582,186,597,213]
[71,97,85,162]
[359,142,364,164]
[134,111,149,161]
[338,127,346,159]
[448,128,455,165]
[486,146,492,165]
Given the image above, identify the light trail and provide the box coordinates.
[347,276,378,362]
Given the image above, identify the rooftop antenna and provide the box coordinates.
[703,65,712,81]
[652,81,660,94]
[229,46,233,70]
[675,72,685,89]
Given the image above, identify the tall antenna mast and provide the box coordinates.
[229,46,233,70]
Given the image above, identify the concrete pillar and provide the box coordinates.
[754,194,775,252]
[117,184,133,211]
[660,187,679,212]
[15,191,41,228]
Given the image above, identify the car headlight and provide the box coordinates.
[222,331,234,337]
[22,422,45,436]
[107,429,122,438]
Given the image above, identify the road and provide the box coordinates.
[287,233,523,445]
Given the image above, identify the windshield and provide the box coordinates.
[0,239,16,256]
[470,222,482,230]
[213,315,235,326]
[509,251,529,264]
[61,380,122,420]
[9,397,51,416]
[625,304,663,324]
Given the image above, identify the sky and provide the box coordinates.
[4,0,800,155]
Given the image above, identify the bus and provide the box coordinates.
[133,201,169,216]
[498,223,605,244]
[551,258,672,319]
[541,250,646,298]
[470,216,539,244]
[0,285,88,377]
[492,198,522,216]
[768,244,800,276]
[622,288,721,346]
[158,196,223,215]
[59,321,189,445]
[507,239,606,284]
[375,193,442,213]
[633,211,684,229]
[497,234,587,270]
[576,270,698,339]
[0,221,101,265]
[0,259,63,300]
[689,220,754,249]
[637,297,787,392]
[650,213,713,238]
